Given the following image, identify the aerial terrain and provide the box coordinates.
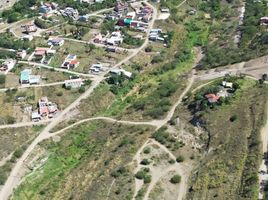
[0,0,268,199]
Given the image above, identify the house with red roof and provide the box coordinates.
[205,93,220,103]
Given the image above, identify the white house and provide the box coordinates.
[64,78,83,88]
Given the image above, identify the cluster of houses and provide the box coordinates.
[205,81,233,104]
[0,59,16,74]
[32,96,58,121]
[32,47,56,63]
[61,54,79,69]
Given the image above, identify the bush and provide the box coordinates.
[140,159,150,165]
[13,148,23,158]
[143,147,151,154]
[168,159,175,164]
[230,115,237,122]
[0,74,6,85]
[79,86,86,93]
[135,170,146,179]
[176,155,185,163]
[170,175,181,184]
[144,175,152,184]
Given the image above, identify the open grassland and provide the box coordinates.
[185,82,268,200]
[12,121,154,200]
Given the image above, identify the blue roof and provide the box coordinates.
[20,70,30,81]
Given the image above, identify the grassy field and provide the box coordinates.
[184,81,268,200]
[12,121,154,200]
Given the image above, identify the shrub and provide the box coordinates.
[0,74,6,84]
[170,175,181,184]
[143,147,151,154]
[13,148,23,158]
[144,175,152,184]
[135,170,146,179]
[79,86,86,93]
[176,155,185,163]
[230,115,237,122]
[140,159,150,165]
[168,159,175,164]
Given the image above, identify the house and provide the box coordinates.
[20,69,41,85]
[21,24,37,34]
[16,50,27,59]
[34,47,50,57]
[205,93,220,103]
[222,81,233,88]
[0,59,16,74]
[47,37,65,46]
[39,4,52,14]
[22,35,34,41]
[114,1,128,12]
[64,78,83,88]
[32,111,41,121]
[110,68,132,78]
[260,17,268,25]
[39,97,49,117]
[90,63,105,73]
[106,31,123,46]
[61,54,79,69]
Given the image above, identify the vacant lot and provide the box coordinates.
[12,121,154,200]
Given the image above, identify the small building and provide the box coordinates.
[260,17,268,25]
[39,4,52,14]
[34,47,50,57]
[205,93,220,103]
[110,68,132,78]
[64,78,83,88]
[16,50,27,60]
[106,46,117,52]
[32,111,41,121]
